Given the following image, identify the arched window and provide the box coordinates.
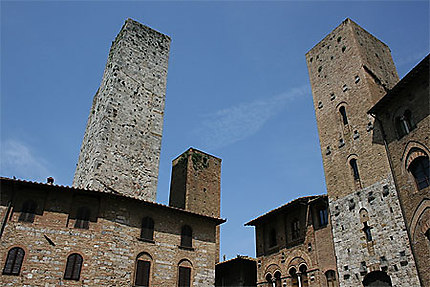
[135,253,152,287]
[74,207,90,229]
[19,200,37,223]
[339,106,348,125]
[350,159,360,181]
[2,247,25,275]
[265,273,273,287]
[269,228,277,247]
[299,264,309,287]
[181,225,192,248]
[178,259,192,287]
[408,156,430,190]
[274,271,281,287]
[64,253,83,281]
[395,109,414,138]
[140,217,154,241]
[325,270,337,287]
[289,268,299,287]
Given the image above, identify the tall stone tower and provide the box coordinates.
[306,19,420,286]
[169,148,222,262]
[73,19,170,201]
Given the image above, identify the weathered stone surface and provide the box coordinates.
[73,18,170,201]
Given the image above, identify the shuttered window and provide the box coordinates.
[64,253,83,280]
[19,200,37,223]
[140,217,154,241]
[181,225,192,248]
[178,266,191,287]
[3,247,25,275]
[135,260,150,286]
[74,207,90,229]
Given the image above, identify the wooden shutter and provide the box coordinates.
[181,226,192,248]
[64,254,82,280]
[141,217,154,240]
[178,266,191,287]
[135,260,150,286]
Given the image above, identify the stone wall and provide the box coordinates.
[306,18,421,286]
[0,178,221,286]
[73,19,170,201]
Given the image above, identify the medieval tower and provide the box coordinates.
[73,19,170,201]
[306,19,421,286]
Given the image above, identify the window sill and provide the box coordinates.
[137,237,155,244]
[178,245,194,251]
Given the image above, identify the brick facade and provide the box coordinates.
[246,196,338,287]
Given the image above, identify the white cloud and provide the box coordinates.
[194,85,309,150]
[0,139,52,182]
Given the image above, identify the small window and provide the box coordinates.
[355,75,360,83]
[140,217,154,241]
[269,228,277,247]
[342,85,348,92]
[409,156,430,190]
[362,222,373,241]
[181,225,192,248]
[274,271,282,287]
[319,208,328,227]
[135,260,151,286]
[3,247,25,276]
[178,266,191,287]
[64,253,83,281]
[74,207,90,229]
[350,159,360,181]
[339,106,348,125]
[325,270,337,287]
[291,219,300,240]
[395,109,414,138]
[19,200,37,223]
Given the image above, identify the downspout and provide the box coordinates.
[369,113,423,286]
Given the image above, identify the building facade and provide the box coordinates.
[1,19,224,287]
[215,256,257,287]
[369,55,429,286]
[306,19,422,286]
[246,196,338,287]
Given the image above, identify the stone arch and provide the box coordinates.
[410,199,430,241]
[401,141,430,169]
[264,263,281,277]
[362,270,392,286]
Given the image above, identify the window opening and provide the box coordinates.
[269,228,277,247]
[350,159,360,181]
[274,271,281,287]
[319,208,328,227]
[74,207,90,229]
[326,270,337,287]
[291,219,300,240]
[135,260,151,286]
[181,225,192,248]
[19,200,37,223]
[178,266,191,287]
[64,253,83,281]
[339,106,348,125]
[141,217,154,241]
[362,222,373,242]
[395,109,414,138]
[3,247,25,276]
[409,156,430,190]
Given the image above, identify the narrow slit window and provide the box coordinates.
[350,159,360,181]
[339,106,348,125]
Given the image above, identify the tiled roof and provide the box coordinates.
[244,195,326,226]
[0,176,226,224]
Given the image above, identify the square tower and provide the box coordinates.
[73,19,170,201]
[306,19,420,286]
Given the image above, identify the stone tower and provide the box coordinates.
[169,148,222,262]
[73,19,170,201]
[306,19,420,286]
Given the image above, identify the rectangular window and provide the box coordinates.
[178,266,191,287]
[319,209,328,227]
[291,220,300,240]
[135,260,150,286]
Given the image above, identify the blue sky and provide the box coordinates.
[1,1,428,260]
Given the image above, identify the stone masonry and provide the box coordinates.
[306,19,421,286]
[73,19,170,201]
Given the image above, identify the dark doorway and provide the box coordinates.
[362,271,392,287]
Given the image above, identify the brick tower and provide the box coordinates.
[306,19,420,286]
[169,148,222,262]
[73,19,170,201]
